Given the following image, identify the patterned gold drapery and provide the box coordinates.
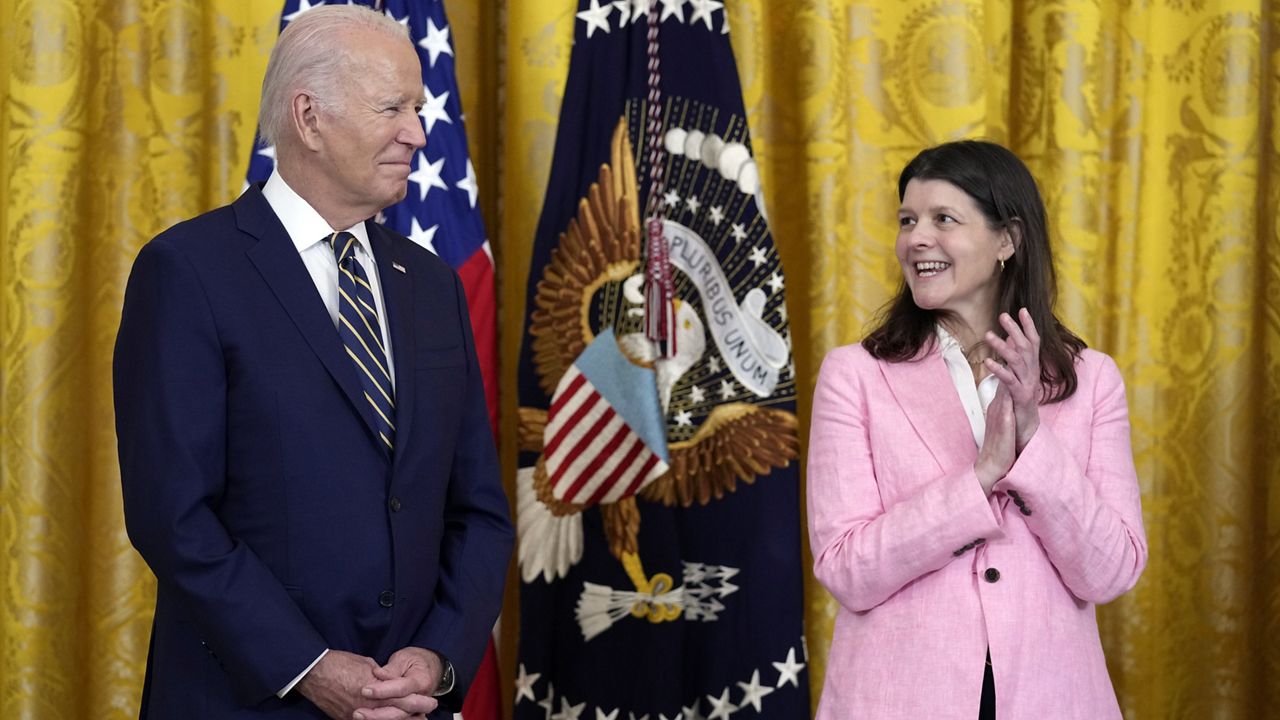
[1,1,1275,718]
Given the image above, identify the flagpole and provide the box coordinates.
[642,0,677,359]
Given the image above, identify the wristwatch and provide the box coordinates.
[431,658,455,698]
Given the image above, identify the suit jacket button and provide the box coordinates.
[984,568,1001,583]
[1020,506,1032,516]
[389,496,402,512]
[379,590,396,608]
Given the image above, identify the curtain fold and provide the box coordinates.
[1,0,1275,717]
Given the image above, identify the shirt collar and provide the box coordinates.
[935,324,964,357]
[261,168,372,257]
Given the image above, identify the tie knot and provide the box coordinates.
[328,231,358,265]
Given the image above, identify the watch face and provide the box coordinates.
[433,662,455,697]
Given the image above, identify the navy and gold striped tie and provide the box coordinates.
[329,231,395,452]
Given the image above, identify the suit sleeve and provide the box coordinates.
[410,270,514,709]
[114,238,327,704]
[807,347,1004,613]
[996,354,1147,604]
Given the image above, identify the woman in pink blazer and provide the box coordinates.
[807,141,1147,719]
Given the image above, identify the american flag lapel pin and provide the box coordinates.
[392,262,406,274]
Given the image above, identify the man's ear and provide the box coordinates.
[291,91,323,151]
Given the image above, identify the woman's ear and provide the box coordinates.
[1002,218,1023,258]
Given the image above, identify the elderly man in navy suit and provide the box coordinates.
[113,6,512,718]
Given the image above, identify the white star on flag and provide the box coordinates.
[613,0,632,26]
[552,697,587,720]
[537,683,556,717]
[514,663,541,703]
[674,409,693,426]
[456,159,479,208]
[767,272,784,294]
[748,245,768,267]
[664,190,681,208]
[630,0,650,20]
[595,709,620,720]
[257,145,276,161]
[709,205,724,225]
[385,8,409,28]
[687,0,723,30]
[418,18,454,67]
[577,0,613,38]
[730,223,747,242]
[409,217,439,255]
[682,698,706,720]
[705,687,736,719]
[736,670,775,713]
[689,385,706,403]
[708,355,722,372]
[772,647,805,688]
[407,153,447,201]
[419,86,451,133]
[686,194,701,214]
[659,0,687,23]
[283,0,321,23]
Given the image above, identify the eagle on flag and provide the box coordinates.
[516,119,798,626]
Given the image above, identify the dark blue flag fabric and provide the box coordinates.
[514,3,809,719]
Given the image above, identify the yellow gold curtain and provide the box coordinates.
[2,1,1275,718]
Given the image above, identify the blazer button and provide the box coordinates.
[1019,506,1033,516]
[984,568,1001,583]
[389,496,403,512]
[379,590,396,608]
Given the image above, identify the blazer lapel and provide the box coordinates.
[368,223,415,469]
[235,187,383,452]
[878,348,980,472]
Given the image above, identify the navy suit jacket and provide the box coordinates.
[114,185,513,718]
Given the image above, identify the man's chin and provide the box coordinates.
[375,185,409,211]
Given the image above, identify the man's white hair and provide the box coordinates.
[256,5,410,148]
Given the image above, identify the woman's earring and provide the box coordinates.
[1000,258,1006,272]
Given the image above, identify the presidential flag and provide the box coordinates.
[246,2,501,718]
[514,2,809,718]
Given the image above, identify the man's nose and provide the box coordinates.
[402,116,426,150]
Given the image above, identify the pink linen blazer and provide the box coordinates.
[807,342,1147,720]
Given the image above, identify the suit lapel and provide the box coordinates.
[878,348,980,472]
[368,223,415,469]
[235,187,383,453]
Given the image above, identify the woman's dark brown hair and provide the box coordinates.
[862,140,1086,403]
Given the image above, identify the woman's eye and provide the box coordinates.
[898,217,915,227]
[936,214,956,224]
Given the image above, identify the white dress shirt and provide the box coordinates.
[259,170,396,696]
[261,170,396,390]
[936,324,1000,448]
